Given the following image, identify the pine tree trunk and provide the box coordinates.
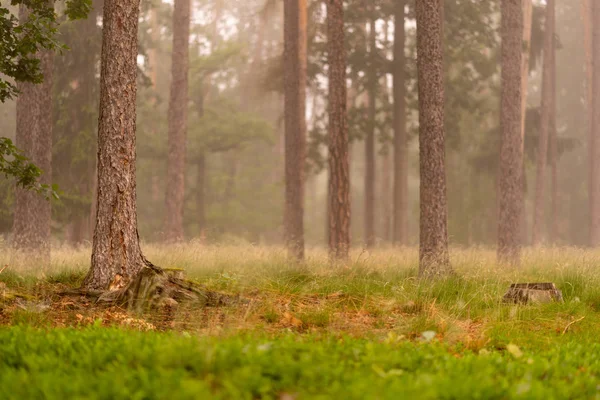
[591,0,600,246]
[532,0,554,246]
[326,0,350,260]
[520,0,533,245]
[582,0,594,244]
[393,0,408,246]
[164,0,191,242]
[549,36,558,243]
[498,0,524,265]
[283,0,307,260]
[197,154,206,236]
[415,0,451,276]
[84,0,149,290]
[364,17,377,248]
[12,3,54,263]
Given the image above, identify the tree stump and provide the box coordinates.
[502,283,563,304]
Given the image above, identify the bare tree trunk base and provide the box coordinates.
[62,267,241,313]
[502,283,563,304]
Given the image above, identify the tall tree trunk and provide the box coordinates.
[283,0,307,260]
[326,0,350,260]
[498,0,524,265]
[520,0,533,245]
[549,32,558,244]
[532,0,554,245]
[393,0,408,246]
[582,0,594,244]
[196,153,206,236]
[381,19,392,243]
[415,0,451,276]
[12,3,54,263]
[164,0,191,242]
[364,17,377,248]
[591,0,600,246]
[84,0,149,290]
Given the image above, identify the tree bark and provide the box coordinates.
[520,0,533,245]
[415,0,451,276]
[83,0,149,290]
[498,0,524,265]
[283,0,307,260]
[12,3,54,263]
[326,0,350,260]
[164,0,191,242]
[549,30,558,244]
[591,0,600,246]
[364,16,377,248]
[532,0,554,246]
[393,0,408,246]
[582,0,594,244]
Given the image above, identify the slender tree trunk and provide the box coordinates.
[164,0,191,242]
[582,0,594,244]
[364,17,377,248]
[549,33,558,244]
[283,0,307,260]
[84,0,150,290]
[498,0,524,265]
[12,3,54,263]
[196,153,206,235]
[415,0,451,276]
[532,0,554,246]
[326,0,350,260]
[520,0,533,245]
[393,0,408,246]
[591,0,600,246]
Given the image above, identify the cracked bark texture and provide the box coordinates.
[164,0,191,242]
[591,0,600,246]
[12,3,54,264]
[393,0,408,246]
[283,0,307,260]
[532,0,554,246]
[415,0,451,276]
[84,0,149,290]
[498,0,523,265]
[326,0,350,260]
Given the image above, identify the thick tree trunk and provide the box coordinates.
[12,3,53,263]
[364,17,377,248]
[393,0,408,246]
[326,0,350,260]
[164,0,191,242]
[83,0,149,290]
[283,0,307,260]
[591,0,600,246]
[498,0,524,265]
[415,0,451,276]
[532,0,554,246]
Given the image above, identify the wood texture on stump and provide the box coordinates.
[393,0,408,246]
[12,3,54,263]
[415,0,451,276]
[498,0,523,265]
[83,0,149,290]
[164,0,191,242]
[532,0,554,246]
[326,0,350,261]
[283,0,307,260]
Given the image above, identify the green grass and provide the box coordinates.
[2,244,600,398]
[1,326,599,400]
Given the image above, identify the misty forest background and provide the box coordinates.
[0,0,587,249]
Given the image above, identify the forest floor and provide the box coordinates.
[1,244,600,399]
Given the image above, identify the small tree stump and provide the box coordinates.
[502,283,563,304]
